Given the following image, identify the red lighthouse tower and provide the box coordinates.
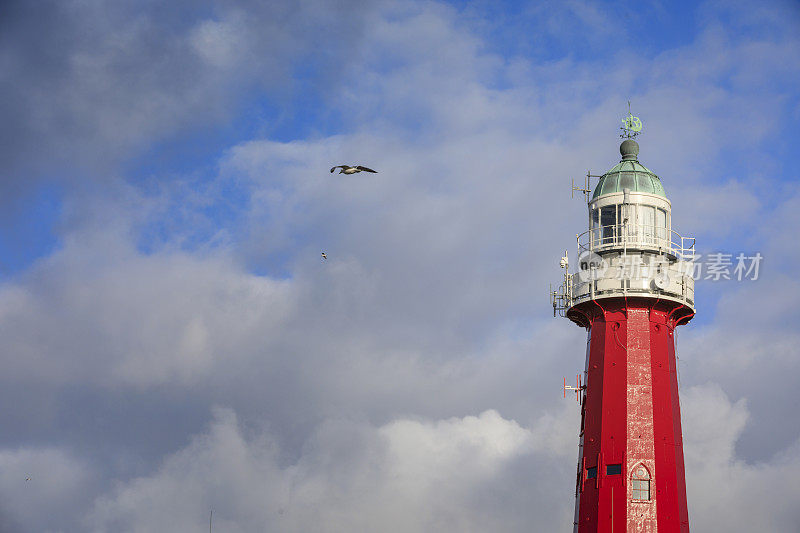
[552,113,696,532]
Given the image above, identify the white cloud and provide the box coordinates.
[88,407,575,532]
[0,230,294,387]
[677,185,800,461]
[1,0,799,531]
[82,387,800,532]
[683,384,800,532]
[190,17,248,69]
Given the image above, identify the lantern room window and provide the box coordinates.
[600,206,617,244]
[640,205,655,243]
[591,208,600,244]
[631,466,651,500]
[656,208,668,243]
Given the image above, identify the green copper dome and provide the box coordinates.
[591,140,666,199]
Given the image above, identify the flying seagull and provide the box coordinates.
[330,165,378,174]
[321,252,327,260]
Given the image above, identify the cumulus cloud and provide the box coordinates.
[81,386,800,533]
[88,407,576,533]
[679,183,800,461]
[683,384,800,532]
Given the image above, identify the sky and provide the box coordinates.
[0,0,799,531]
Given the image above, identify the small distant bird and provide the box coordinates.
[330,165,378,174]
[321,252,327,260]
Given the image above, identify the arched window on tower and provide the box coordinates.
[631,465,651,500]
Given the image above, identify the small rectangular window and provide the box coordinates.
[607,464,622,475]
[586,467,597,479]
[632,481,650,500]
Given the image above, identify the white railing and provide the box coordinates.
[577,224,695,261]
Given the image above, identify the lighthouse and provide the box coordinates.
[552,112,696,532]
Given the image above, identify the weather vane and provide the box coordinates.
[620,100,642,139]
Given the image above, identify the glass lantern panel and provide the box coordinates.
[601,174,619,195]
[637,174,654,193]
[619,172,636,192]
[652,178,665,196]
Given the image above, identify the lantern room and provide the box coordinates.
[553,135,698,319]
[586,139,673,256]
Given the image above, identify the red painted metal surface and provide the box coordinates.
[567,297,693,532]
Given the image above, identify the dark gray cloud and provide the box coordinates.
[86,408,577,532]
[0,0,374,199]
[1,1,799,532]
